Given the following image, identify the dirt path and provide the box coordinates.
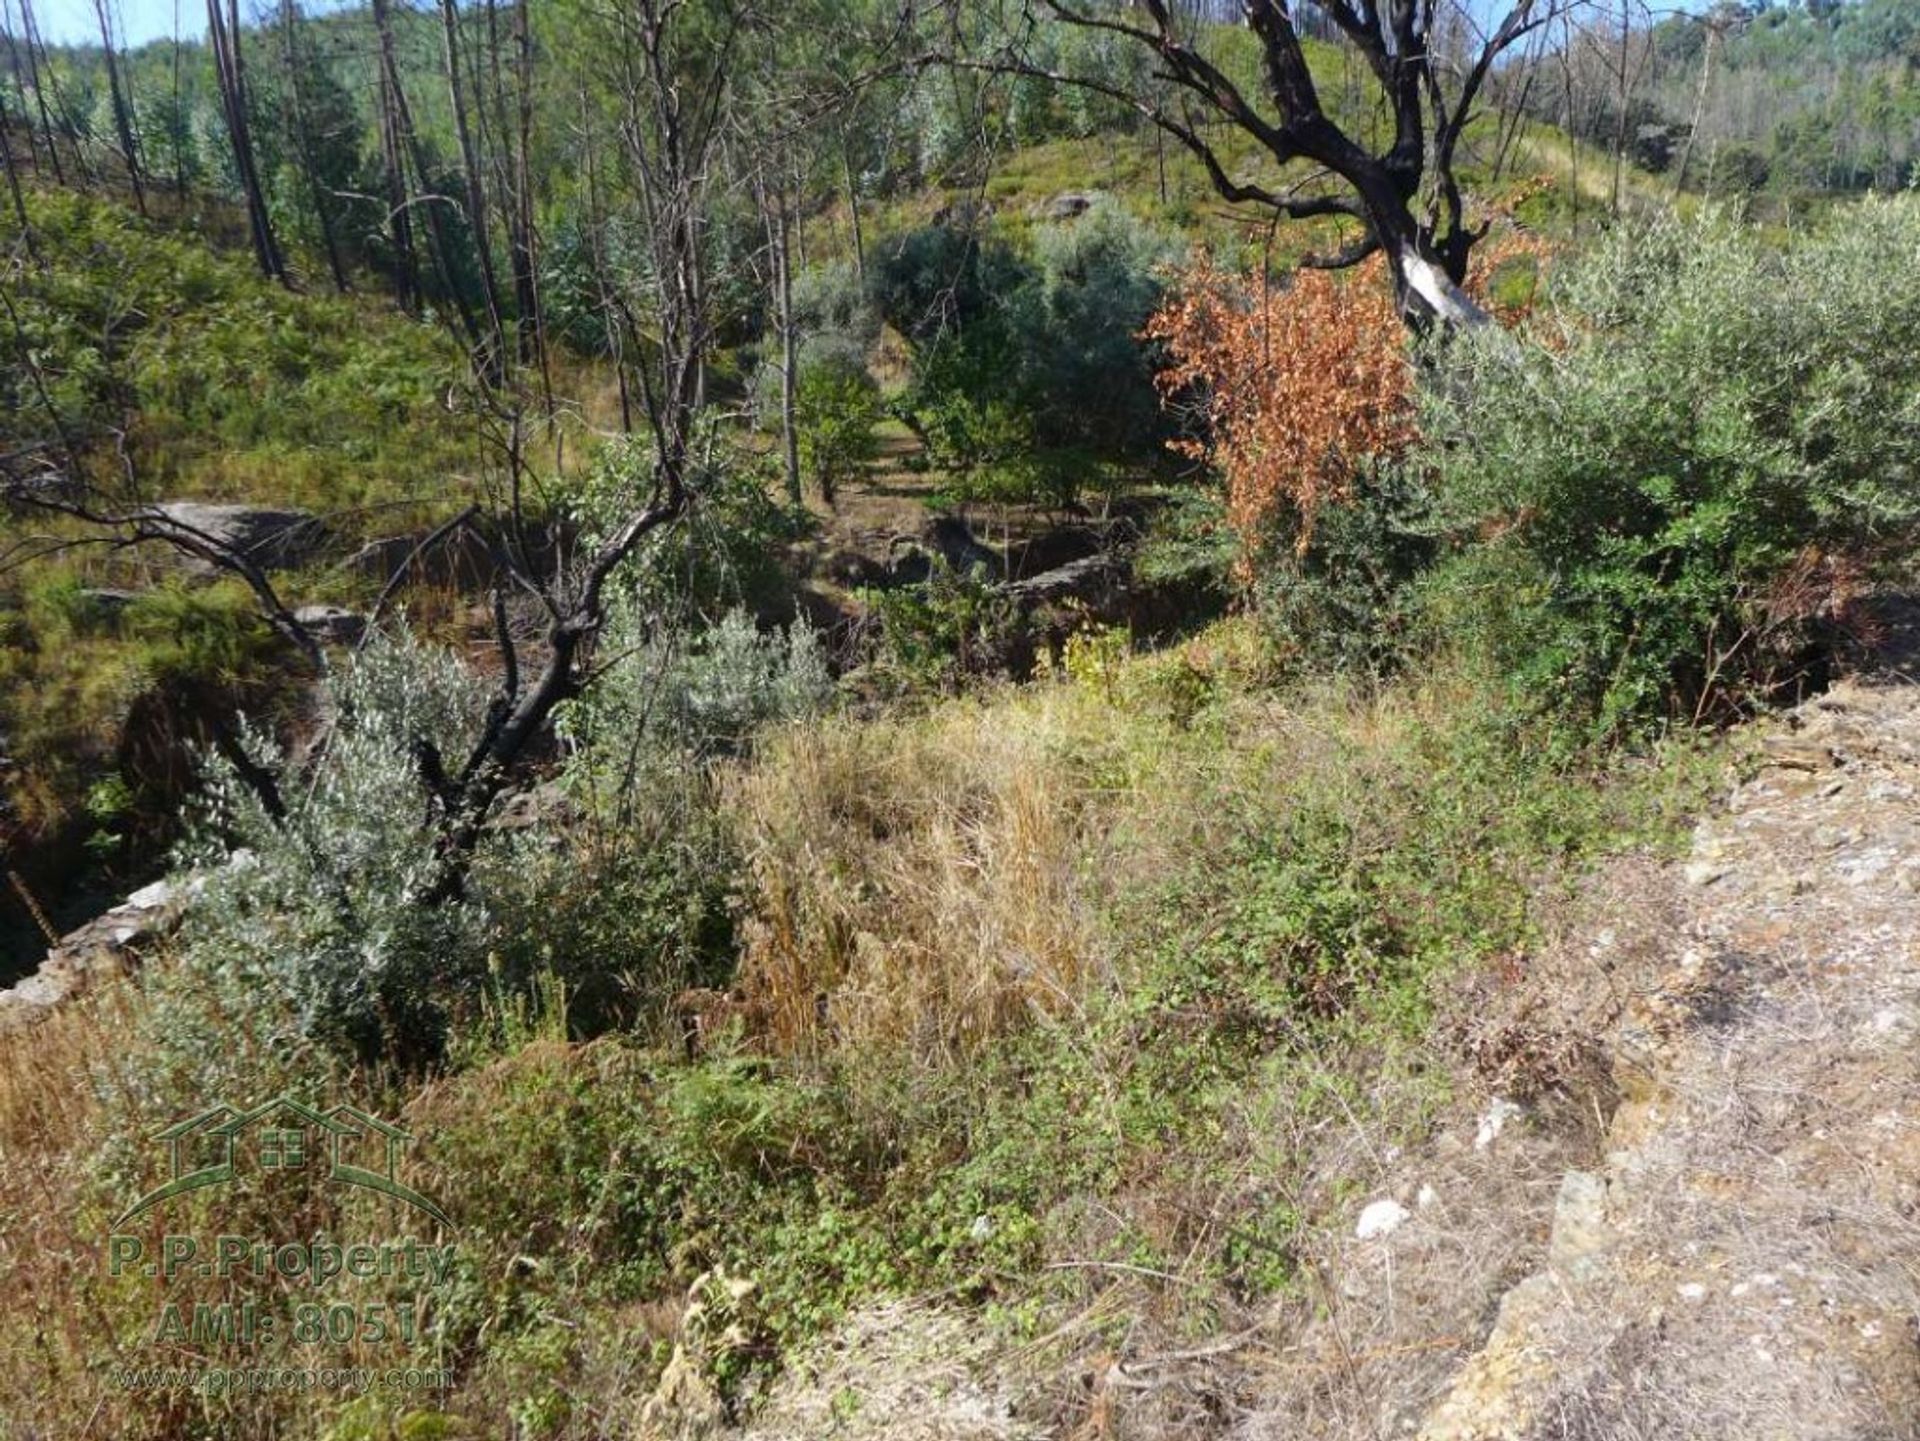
[1419,641,1920,1438]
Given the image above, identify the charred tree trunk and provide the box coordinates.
[0,2,44,181]
[208,0,286,283]
[91,0,145,213]
[375,51,419,313]
[507,0,546,379]
[370,0,484,354]
[279,0,349,292]
[1,92,31,242]
[438,0,507,369]
[22,0,90,186]
[15,0,65,184]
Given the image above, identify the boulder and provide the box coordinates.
[921,515,1003,577]
[819,546,885,589]
[340,530,494,591]
[155,502,324,574]
[1039,190,1106,221]
[928,197,994,230]
[293,604,368,646]
[1003,552,1122,609]
[0,879,186,1032]
[79,587,139,617]
[339,519,575,594]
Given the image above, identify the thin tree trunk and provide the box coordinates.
[1,0,42,179]
[14,0,62,183]
[1558,18,1580,236]
[842,133,864,284]
[579,81,631,433]
[208,0,286,282]
[1,93,33,244]
[768,176,801,505]
[1610,12,1630,212]
[92,0,145,213]
[23,0,91,185]
[508,0,547,389]
[438,0,507,367]
[170,0,185,193]
[375,52,418,312]
[1673,21,1720,198]
[279,0,348,291]
[371,0,482,351]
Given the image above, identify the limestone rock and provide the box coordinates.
[1038,190,1105,221]
[0,880,186,1031]
[293,604,367,645]
[1356,1198,1410,1241]
[154,502,324,573]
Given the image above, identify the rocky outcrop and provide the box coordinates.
[1037,191,1106,222]
[155,502,325,573]
[340,529,496,591]
[1415,669,1920,1440]
[0,878,185,1031]
[292,604,367,646]
[338,519,575,593]
[886,515,1007,585]
[1003,552,1124,610]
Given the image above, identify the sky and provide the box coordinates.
[24,0,348,48]
[28,0,210,47]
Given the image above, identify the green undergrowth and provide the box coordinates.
[0,615,1726,1438]
[0,183,486,862]
[2,185,476,512]
[327,629,1716,1435]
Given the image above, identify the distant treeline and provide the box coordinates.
[1497,0,1919,196]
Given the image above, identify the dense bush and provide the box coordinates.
[1414,198,1920,734]
[563,607,834,767]
[572,434,812,622]
[1253,464,1440,674]
[874,203,1180,504]
[1146,255,1414,566]
[160,634,497,1069]
[791,337,885,503]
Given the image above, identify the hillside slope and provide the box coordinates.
[710,612,1920,1440]
[1417,613,1920,1439]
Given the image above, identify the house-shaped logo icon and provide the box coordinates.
[116,1095,449,1226]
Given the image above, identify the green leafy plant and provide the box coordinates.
[1412,198,1920,735]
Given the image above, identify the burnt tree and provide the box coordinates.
[970,0,1574,328]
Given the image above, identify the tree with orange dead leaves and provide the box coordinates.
[1144,256,1415,571]
[1146,207,1552,574]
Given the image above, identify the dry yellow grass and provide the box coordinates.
[725,685,1147,1065]
[719,623,1464,1070]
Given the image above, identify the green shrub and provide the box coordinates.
[1412,197,1920,735]
[874,204,1180,502]
[572,433,813,622]
[564,608,834,767]
[167,633,496,1067]
[794,343,883,502]
[1255,463,1440,674]
[857,561,1027,692]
